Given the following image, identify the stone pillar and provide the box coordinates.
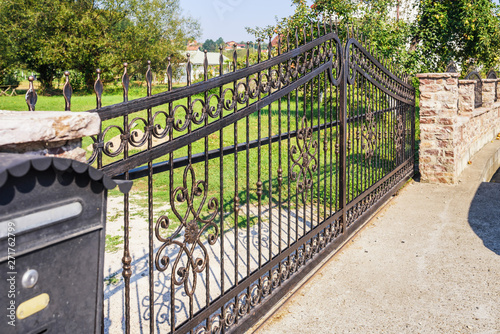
[482,79,496,108]
[417,73,459,184]
[458,80,475,115]
[0,110,100,162]
[496,79,500,102]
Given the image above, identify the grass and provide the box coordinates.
[0,82,182,111]
[105,234,124,253]
[104,272,122,286]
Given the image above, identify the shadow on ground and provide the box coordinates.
[468,182,500,255]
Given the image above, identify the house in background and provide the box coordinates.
[178,50,230,83]
[225,41,245,50]
[186,40,201,51]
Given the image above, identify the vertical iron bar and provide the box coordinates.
[232,45,239,294]
[277,34,283,260]
[352,49,357,203]
[25,76,37,111]
[384,75,389,178]
[411,91,416,169]
[187,53,195,325]
[355,49,360,199]
[63,71,72,111]
[317,57,321,227]
[294,28,299,265]
[121,62,132,334]
[378,75,382,181]
[302,53,307,238]
[286,30,292,276]
[245,41,251,313]
[303,27,308,237]
[203,50,211,330]
[329,45,333,217]
[257,39,263,270]
[329,31,334,217]
[166,57,176,334]
[145,60,155,334]
[267,35,273,269]
[347,52,352,206]
[373,76,377,186]
[339,43,347,234]
[363,73,367,193]
[94,69,103,170]
[309,47,312,232]
[323,57,327,223]
[218,46,225,329]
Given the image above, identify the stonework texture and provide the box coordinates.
[0,110,100,162]
[417,73,500,184]
[482,79,496,108]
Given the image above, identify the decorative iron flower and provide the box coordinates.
[184,220,199,244]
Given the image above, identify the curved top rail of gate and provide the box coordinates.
[87,31,414,177]
[93,37,343,122]
[90,28,345,176]
[345,38,414,104]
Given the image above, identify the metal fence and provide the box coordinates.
[18,24,416,333]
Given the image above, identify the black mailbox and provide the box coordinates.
[0,154,131,334]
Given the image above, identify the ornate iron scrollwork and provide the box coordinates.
[361,103,377,162]
[154,164,219,296]
[290,116,318,200]
[395,109,405,163]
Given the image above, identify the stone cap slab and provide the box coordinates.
[416,73,460,78]
[0,110,100,147]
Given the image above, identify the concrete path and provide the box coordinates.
[254,141,500,334]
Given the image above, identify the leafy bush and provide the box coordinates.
[67,71,87,92]
[0,69,20,86]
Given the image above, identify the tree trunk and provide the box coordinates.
[37,65,56,94]
[84,70,95,92]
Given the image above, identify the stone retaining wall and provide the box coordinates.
[418,73,500,184]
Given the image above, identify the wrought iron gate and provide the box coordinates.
[87,23,415,334]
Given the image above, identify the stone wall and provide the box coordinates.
[418,73,500,184]
[0,110,100,162]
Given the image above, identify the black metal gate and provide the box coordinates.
[87,24,415,333]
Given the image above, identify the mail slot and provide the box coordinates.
[0,154,131,333]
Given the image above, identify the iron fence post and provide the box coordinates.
[339,49,348,234]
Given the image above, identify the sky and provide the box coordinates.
[178,0,312,43]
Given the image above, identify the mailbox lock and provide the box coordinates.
[22,269,39,289]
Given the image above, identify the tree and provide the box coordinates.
[414,0,500,73]
[202,37,225,52]
[0,0,201,92]
[202,39,217,52]
[215,37,225,49]
[0,6,18,86]
[246,0,500,75]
